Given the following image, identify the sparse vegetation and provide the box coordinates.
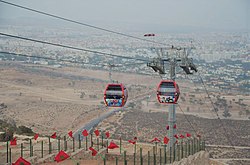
[16,125,34,136]
[180,96,186,102]
[222,107,231,118]
[0,119,35,141]
[80,92,85,98]
[0,103,7,109]
[245,110,250,116]
[89,94,97,98]
[128,102,136,108]
[238,111,243,117]
[0,60,249,164]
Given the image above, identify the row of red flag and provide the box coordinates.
[89,140,119,156]
[82,129,110,138]
[12,140,120,164]
[11,131,200,164]
[10,129,109,146]
[10,130,111,148]
[12,150,70,164]
[10,130,198,146]
[166,124,177,130]
[10,129,199,147]
[11,134,196,164]
[149,133,192,145]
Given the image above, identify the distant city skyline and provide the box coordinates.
[0,0,249,32]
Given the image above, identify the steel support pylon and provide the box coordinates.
[147,46,197,148]
[168,59,176,147]
[168,104,176,147]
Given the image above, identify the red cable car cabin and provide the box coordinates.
[157,80,180,104]
[104,83,128,107]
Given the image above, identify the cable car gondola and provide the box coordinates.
[104,83,128,107]
[157,80,180,104]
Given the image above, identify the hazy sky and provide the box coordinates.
[0,0,249,32]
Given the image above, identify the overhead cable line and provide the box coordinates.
[177,104,200,136]
[197,72,244,162]
[197,73,221,119]
[0,51,147,68]
[185,74,244,164]
[0,51,82,64]
[141,91,201,139]
[0,32,149,62]
[191,73,243,139]
[103,62,147,68]
[186,75,217,119]
[0,0,169,46]
[181,75,229,141]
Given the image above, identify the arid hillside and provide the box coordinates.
[0,61,249,164]
[0,61,249,135]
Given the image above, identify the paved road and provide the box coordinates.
[73,107,123,140]
[73,91,154,140]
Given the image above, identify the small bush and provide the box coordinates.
[16,126,34,136]
[0,131,13,142]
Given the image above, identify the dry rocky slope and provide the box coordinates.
[0,61,249,164]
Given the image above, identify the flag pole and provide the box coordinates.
[134,143,136,154]
[119,137,122,154]
[6,141,9,163]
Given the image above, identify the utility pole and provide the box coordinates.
[148,46,197,147]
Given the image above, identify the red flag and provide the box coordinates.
[174,134,179,139]
[166,124,176,129]
[13,157,31,165]
[108,141,119,149]
[54,150,70,162]
[51,132,57,139]
[89,147,98,156]
[186,133,191,138]
[128,140,136,145]
[10,137,17,146]
[163,137,169,144]
[68,131,73,138]
[34,133,39,140]
[82,129,88,137]
[105,131,110,138]
[179,134,185,139]
[150,137,160,143]
[94,130,100,137]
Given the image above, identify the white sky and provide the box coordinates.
[0,0,249,32]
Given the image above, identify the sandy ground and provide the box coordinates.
[0,61,249,164]
[0,61,249,133]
